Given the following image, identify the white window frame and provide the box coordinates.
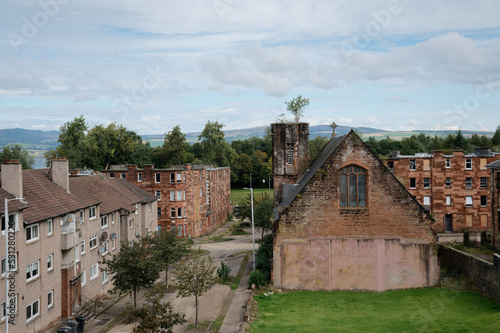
[138,173,143,182]
[26,224,39,243]
[1,213,17,236]
[111,212,115,224]
[445,177,451,187]
[99,241,108,256]
[409,159,416,171]
[102,269,109,284]
[423,196,430,206]
[90,263,99,281]
[446,196,451,206]
[47,290,54,309]
[47,253,53,272]
[26,299,40,322]
[466,196,473,207]
[155,191,161,201]
[121,173,126,180]
[112,237,116,250]
[170,190,175,201]
[170,208,176,218]
[423,178,430,189]
[129,219,134,229]
[89,206,97,220]
[149,202,152,212]
[170,173,175,183]
[47,219,53,236]
[81,270,86,287]
[81,240,86,255]
[135,203,138,215]
[101,215,108,228]
[155,173,161,183]
[465,159,472,170]
[178,207,183,218]
[465,177,473,189]
[176,173,182,183]
[89,234,97,250]
[1,255,18,276]
[26,260,40,282]
[445,159,451,168]
[200,187,203,197]
[177,190,182,201]
[409,178,416,189]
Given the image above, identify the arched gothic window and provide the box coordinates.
[339,165,366,207]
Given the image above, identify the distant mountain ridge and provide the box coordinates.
[0,126,495,149]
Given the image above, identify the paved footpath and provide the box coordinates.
[82,219,257,333]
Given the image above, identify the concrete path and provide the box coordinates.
[81,219,259,333]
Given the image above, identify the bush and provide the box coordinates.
[248,270,267,288]
[217,262,231,283]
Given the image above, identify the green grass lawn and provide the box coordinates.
[251,289,500,333]
[231,188,272,205]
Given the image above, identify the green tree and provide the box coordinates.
[174,254,218,327]
[198,120,236,167]
[254,193,274,239]
[142,229,192,288]
[492,125,500,146]
[129,141,153,167]
[101,241,161,308]
[231,153,252,186]
[454,129,469,151]
[309,136,329,160]
[132,287,186,333]
[156,126,194,167]
[44,116,88,168]
[278,95,309,123]
[1,144,34,169]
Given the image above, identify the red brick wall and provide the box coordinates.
[388,151,500,232]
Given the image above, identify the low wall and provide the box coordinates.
[438,245,500,300]
[274,238,439,291]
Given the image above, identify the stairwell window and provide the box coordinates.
[339,165,367,207]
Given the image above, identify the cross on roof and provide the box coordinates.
[330,122,338,137]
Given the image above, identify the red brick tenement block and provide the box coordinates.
[386,149,500,233]
[101,164,232,238]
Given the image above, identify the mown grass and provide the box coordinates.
[251,288,500,332]
[231,188,272,205]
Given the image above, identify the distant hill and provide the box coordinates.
[0,128,59,148]
[1,126,495,149]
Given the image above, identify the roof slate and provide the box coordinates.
[486,159,500,169]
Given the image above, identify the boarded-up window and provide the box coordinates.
[480,215,488,227]
[466,214,473,227]
[423,159,430,170]
[480,158,487,170]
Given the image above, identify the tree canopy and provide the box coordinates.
[278,95,309,123]
[0,143,34,169]
[198,120,236,167]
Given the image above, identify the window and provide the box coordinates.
[81,271,86,286]
[26,299,39,321]
[177,225,183,237]
[156,190,161,200]
[1,213,16,235]
[423,159,430,171]
[47,253,53,272]
[387,161,394,172]
[465,158,472,170]
[129,219,134,229]
[480,177,488,188]
[423,178,430,189]
[112,237,116,250]
[465,177,473,189]
[200,171,202,182]
[177,190,182,201]
[109,173,114,178]
[149,202,152,212]
[170,190,175,201]
[446,159,451,168]
[111,213,115,224]
[99,241,108,255]
[135,203,139,215]
[445,177,451,187]
[157,208,161,218]
[286,144,294,165]
[466,196,473,207]
[138,173,142,182]
[90,234,97,249]
[481,196,487,207]
[177,173,182,183]
[170,173,175,183]
[339,165,367,207]
[121,173,126,180]
[102,269,108,284]
[89,206,96,220]
[47,219,53,236]
[76,243,80,262]
[47,290,54,308]
[101,215,108,228]
[200,187,203,197]
[466,214,473,227]
[409,159,416,171]
[81,240,85,255]
[409,178,416,189]
[423,196,430,206]
[170,208,176,218]
[155,173,161,183]
[26,224,39,242]
[446,196,451,206]
[2,297,17,320]
[178,207,183,218]
[26,261,39,282]
[2,253,17,276]
[90,263,99,281]
[481,215,487,227]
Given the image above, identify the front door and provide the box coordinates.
[444,214,453,232]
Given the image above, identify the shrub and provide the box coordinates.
[248,270,267,288]
[217,262,231,283]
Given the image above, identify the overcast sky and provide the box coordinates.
[1,0,500,135]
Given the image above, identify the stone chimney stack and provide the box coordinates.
[1,160,23,198]
[51,158,70,193]
[271,122,309,204]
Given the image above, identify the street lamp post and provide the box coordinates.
[4,198,26,333]
[242,187,256,272]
